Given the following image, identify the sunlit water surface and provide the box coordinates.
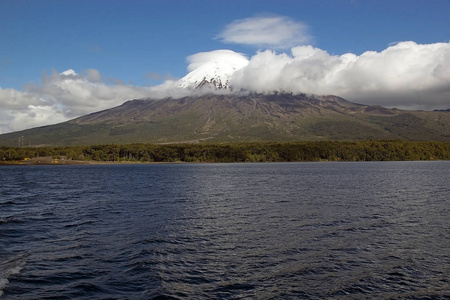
[1,162,449,299]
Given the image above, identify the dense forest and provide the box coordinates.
[1,141,449,163]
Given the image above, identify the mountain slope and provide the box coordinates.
[0,93,449,146]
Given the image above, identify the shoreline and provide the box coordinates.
[0,156,195,166]
[0,156,445,166]
[0,156,153,166]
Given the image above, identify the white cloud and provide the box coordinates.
[230,41,450,110]
[6,105,68,134]
[216,16,310,48]
[0,69,187,133]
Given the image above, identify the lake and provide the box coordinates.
[1,162,449,299]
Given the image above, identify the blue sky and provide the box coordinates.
[1,0,450,133]
[2,0,449,88]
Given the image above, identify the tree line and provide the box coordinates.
[1,141,450,163]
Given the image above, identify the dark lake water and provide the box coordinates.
[1,162,449,299]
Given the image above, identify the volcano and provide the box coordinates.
[1,52,449,146]
[0,92,449,146]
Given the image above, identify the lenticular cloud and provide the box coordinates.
[230,41,450,110]
[216,16,311,49]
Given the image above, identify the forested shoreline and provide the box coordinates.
[1,141,449,163]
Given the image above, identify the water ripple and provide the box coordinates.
[1,162,449,299]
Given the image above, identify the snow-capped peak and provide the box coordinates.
[179,50,249,89]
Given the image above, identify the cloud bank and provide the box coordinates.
[216,16,310,48]
[0,70,187,133]
[230,41,450,110]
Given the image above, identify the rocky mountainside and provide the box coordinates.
[0,93,449,146]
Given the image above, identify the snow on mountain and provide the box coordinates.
[179,50,248,89]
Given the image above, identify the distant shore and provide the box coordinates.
[0,156,184,166]
[0,156,125,165]
[0,156,446,166]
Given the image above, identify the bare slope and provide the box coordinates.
[0,93,449,146]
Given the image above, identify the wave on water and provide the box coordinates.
[0,252,28,297]
[1,162,449,298]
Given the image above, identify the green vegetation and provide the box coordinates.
[1,141,449,163]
